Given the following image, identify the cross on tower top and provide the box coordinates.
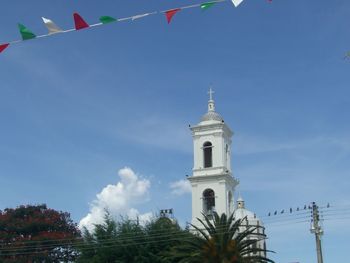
[208,87,215,101]
[207,87,215,112]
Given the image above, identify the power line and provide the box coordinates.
[0,219,267,253]
[0,224,267,256]
[1,202,349,257]
[2,214,346,258]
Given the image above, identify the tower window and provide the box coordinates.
[203,142,213,168]
[203,189,215,216]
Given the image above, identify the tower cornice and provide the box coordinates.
[188,173,239,187]
[190,123,233,137]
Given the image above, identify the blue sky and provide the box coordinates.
[1,0,350,262]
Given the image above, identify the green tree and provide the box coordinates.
[0,204,80,263]
[78,214,191,263]
[169,212,274,263]
[77,214,122,262]
[144,217,192,263]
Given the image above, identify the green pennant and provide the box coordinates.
[200,2,216,10]
[99,16,117,24]
[18,23,36,40]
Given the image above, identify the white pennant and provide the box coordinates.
[132,13,150,21]
[42,17,63,34]
[231,0,244,7]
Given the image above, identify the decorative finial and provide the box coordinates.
[207,87,215,112]
[208,87,214,101]
[237,191,245,209]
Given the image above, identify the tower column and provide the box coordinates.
[188,90,238,226]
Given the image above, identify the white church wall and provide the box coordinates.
[190,178,227,227]
[188,91,267,257]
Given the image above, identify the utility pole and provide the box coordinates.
[310,202,324,263]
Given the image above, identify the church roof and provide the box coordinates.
[200,111,224,122]
[234,208,255,220]
[199,88,224,123]
[234,197,263,226]
[233,208,263,226]
[237,196,244,202]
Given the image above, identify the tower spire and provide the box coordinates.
[207,87,215,112]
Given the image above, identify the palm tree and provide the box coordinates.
[169,212,274,263]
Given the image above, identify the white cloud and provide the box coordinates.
[79,167,152,232]
[170,179,192,196]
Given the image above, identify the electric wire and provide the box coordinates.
[0,223,264,252]
[0,217,317,255]
[0,207,341,250]
[0,225,267,256]
[1,203,349,256]
[0,214,306,252]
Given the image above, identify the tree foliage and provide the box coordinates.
[78,214,191,263]
[0,204,80,263]
[0,206,274,263]
[78,212,274,263]
[168,212,274,263]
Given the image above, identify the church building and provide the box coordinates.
[187,89,266,256]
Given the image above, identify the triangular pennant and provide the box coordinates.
[18,23,36,40]
[165,8,181,24]
[201,2,216,10]
[132,13,150,21]
[0,43,9,53]
[42,17,62,34]
[99,16,116,24]
[231,0,244,7]
[73,13,89,30]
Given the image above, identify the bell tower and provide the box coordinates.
[188,89,238,227]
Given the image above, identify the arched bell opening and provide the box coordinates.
[203,141,213,168]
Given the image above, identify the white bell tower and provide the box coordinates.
[188,89,239,227]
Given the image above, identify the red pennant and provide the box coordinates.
[165,9,181,24]
[73,13,89,30]
[0,43,9,53]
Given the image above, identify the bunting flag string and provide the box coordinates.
[99,16,116,24]
[165,9,181,24]
[231,0,244,7]
[42,17,63,34]
[131,13,153,21]
[0,0,243,54]
[18,23,36,40]
[0,43,9,53]
[73,13,90,30]
[201,2,217,10]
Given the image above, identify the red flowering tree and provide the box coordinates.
[0,204,81,262]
